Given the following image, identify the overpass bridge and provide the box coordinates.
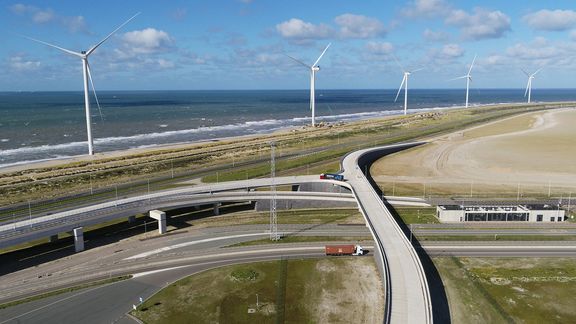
[1,143,433,323]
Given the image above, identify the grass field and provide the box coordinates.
[132,257,383,324]
[434,257,576,324]
[226,235,373,248]
[390,206,439,224]
[168,207,365,229]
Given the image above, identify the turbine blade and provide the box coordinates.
[312,43,331,67]
[86,12,140,55]
[285,54,310,68]
[391,53,405,72]
[532,68,542,76]
[86,61,104,122]
[23,36,82,57]
[467,54,477,75]
[448,75,468,81]
[394,76,406,102]
[520,68,530,77]
[410,67,425,73]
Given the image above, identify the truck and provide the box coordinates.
[325,244,364,256]
[319,173,344,181]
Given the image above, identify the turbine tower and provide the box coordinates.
[286,43,331,127]
[25,13,140,155]
[522,68,542,103]
[393,56,423,115]
[452,54,477,109]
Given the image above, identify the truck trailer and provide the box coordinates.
[325,244,364,256]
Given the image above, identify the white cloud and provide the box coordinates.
[446,8,511,40]
[365,41,394,55]
[10,3,86,33]
[506,37,561,60]
[275,18,333,42]
[523,10,576,31]
[7,55,41,72]
[440,44,464,58]
[402,0,450,18]
[423,28,450,42]
[32,9,55,24]
[334,14,385,39]
[121,28,174,55]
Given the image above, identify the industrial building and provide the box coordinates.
[436,204,565,223]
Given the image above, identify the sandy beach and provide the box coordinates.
[372,108,576,192]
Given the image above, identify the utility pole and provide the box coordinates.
[270,142,279,241]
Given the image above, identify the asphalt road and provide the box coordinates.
[1,223,575,324]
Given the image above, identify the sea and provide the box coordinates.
[1,89,575,168]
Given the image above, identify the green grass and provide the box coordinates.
[391,207,440,224]
[176,208,365,228]
[226,236,373,248]
[418,235,576,241]
[434,257,576,323]
[0,275,131,310]
[131,258,380,324]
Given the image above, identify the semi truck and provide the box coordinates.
[325,244,364,256]
[319,173,344,181]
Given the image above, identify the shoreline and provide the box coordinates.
[0,100,563,174]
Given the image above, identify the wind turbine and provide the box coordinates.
[451,54,477,109]
[25,13,140,155]
[522,68,542,103]
[393,56,423,115]
[286,43,331,127]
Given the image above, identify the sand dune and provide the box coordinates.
[372,108,576,190]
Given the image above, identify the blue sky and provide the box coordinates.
[2,0,576,90]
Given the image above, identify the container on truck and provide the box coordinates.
[325,244,364,256]
[319,173,344,181]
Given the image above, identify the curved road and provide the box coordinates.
[341,143,434,324]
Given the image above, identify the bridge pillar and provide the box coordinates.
[213,203,221,216]
[149,210,167,234]
[49,234,58,243]
[128,215,136,224]
[73,227,84,252]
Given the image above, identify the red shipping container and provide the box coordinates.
[325,244,356,255]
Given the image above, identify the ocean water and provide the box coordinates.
[0,89,575,168]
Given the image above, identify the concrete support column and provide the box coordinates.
[128,215,136,224]
[149,210,167,234]
[213,203,221,216]
[49,234,58,243]
[73,227,84,252]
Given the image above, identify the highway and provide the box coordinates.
[341,143,434,324]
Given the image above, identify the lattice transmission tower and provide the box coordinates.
[269,141,279,240]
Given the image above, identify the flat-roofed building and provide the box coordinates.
[436,204,565,223]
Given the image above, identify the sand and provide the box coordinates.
[371,108,576,191]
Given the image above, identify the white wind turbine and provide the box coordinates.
[25,13,140,155]
[522,68,542,103]
[286,43,331,127]
[393,56,423,115]
[451,54,477,109]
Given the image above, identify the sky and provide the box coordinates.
[1,0,576,91]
